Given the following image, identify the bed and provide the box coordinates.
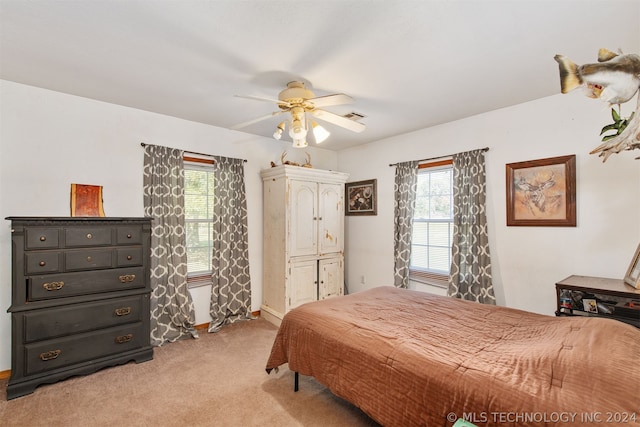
[265,286,640,427]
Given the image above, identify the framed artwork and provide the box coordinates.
[624,243,640,289]
[506,155,576,226]
[71,183,106,217]
[345,179,377,216]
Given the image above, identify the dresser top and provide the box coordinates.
[6,217,151,222]
[556,274,640,296]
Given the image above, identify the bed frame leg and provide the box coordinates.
[294,371,299,392]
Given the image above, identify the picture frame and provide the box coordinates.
[345,179,377,216]
[582,298,598,313]
[624,243,640,289]
[506,154,576,227]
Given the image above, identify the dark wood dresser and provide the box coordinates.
[5,217,153,400]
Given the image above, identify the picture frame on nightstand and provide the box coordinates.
[624,243,640,289]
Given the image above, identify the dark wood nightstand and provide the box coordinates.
[555,275,640,328]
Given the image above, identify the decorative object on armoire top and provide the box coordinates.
[553,48,640,161]
[624,243,640,289]
[270,151,312,168]
[505,155,576,227]
[345,179,377,216]
[232,81,365,148]
[70,183,106,217]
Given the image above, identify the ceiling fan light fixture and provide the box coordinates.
[311,121,330,144]
[273,122,285,140]
[289,118,307,140]
[292,138,308,148]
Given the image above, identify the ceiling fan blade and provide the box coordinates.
[308,93,354,108]
[311,109,366,133]
[231,110,286,130]
[235,95,291,108]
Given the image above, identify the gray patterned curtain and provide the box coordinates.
[143,144,198,345]
[447,149,496,304]
[209,156,252,332]
[393,161,419,288]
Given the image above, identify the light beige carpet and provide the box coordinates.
[0,318,379,426]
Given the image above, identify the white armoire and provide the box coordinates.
[260,165,349,326]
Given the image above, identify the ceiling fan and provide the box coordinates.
[232,81,365,148]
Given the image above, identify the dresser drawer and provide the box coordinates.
[65,227,112,247]
[25,252,62,274]
[25,228,60,249]
[117,247,143,267]
[65,248,113,271]
[116,226,143,245]
[28,267,145,301]
[24,322,146,376]
[23,295,144,343]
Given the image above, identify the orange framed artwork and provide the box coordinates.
[70,183,106,217]
[506,155,576,227]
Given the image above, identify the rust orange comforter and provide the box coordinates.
[265,286,640,427]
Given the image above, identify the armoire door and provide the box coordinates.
[318,183,344,255]
[288,259,318,310]
[319,257,343,300]
[289,180,318,257]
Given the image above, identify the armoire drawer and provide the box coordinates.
[28,267,145,301]
[22,295,144,343]
[24,322,146,376]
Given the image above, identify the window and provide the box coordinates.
[410,160,454,287]
[184,160,215,282]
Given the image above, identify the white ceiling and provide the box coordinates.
[1,0,639,151]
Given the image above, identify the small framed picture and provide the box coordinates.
[582,298,598,313]
[624,243,640,289]
[345,179,377,216]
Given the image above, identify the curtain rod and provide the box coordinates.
[388,147,489,167]
[140,142,247,163]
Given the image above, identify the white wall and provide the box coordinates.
[0,80,338,372]
[339,92,640,315]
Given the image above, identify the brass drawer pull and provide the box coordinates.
[127,234,132,239]
[118,274,136,283]
[115,307,132,316]
[86,233,92,239]
[43,281,64,291]
[87,256,93,262]
[39,236,47,242]
[126,255,132,260]
[39,261,46,267]
[115,334,133,344]
[40,350,62,361]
